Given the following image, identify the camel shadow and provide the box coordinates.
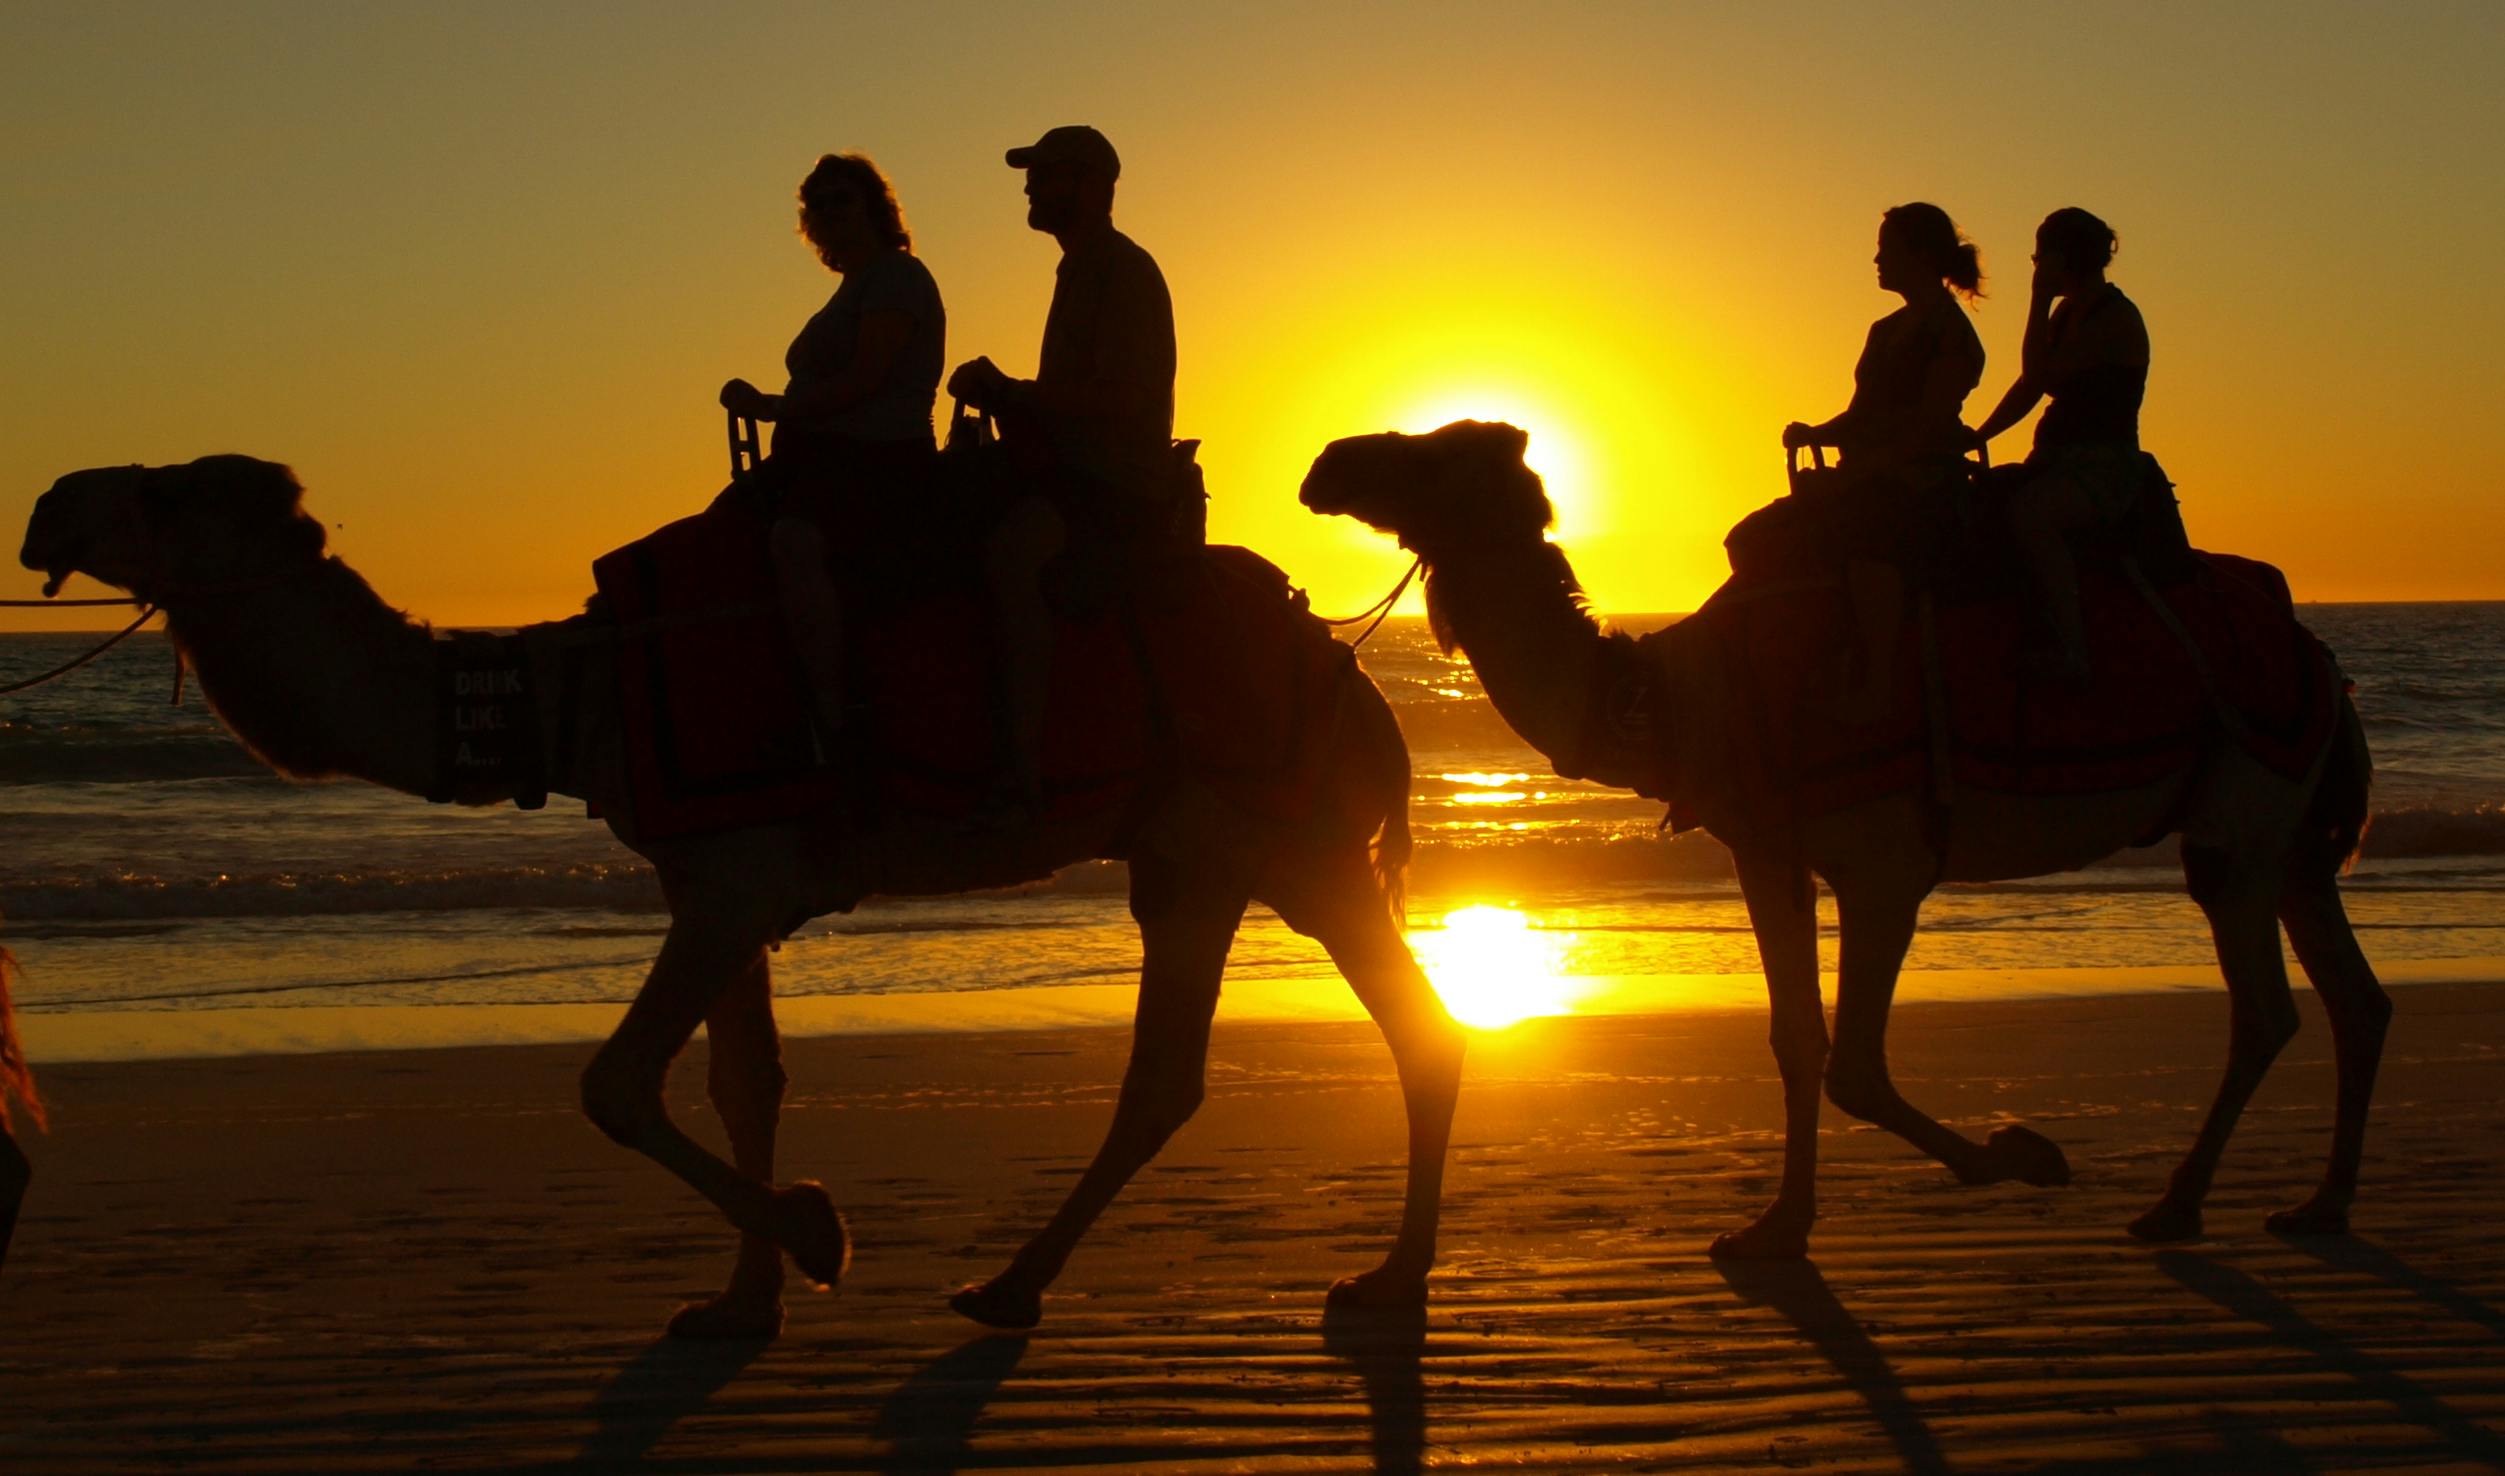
[1714,1258,1949,1476]
[1322,1299,1430,1476]
[571,1332,771,1472]
[2155,1249,2505,1468]
[871,1332,1029,1474]
[2271,1230,2505,1340]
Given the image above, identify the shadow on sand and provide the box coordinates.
[572,1333,772,1472]
[2157,1249,2505,1468]
[2272,1230,2505,1340]
[871,1332,1029,1474]
[1715,1258,1949,1476]
[1323,1298,1430,1475]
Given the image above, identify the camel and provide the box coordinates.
[1301,421,2387,1258]
[19,455,1464,1335]
[0,946,38,1273]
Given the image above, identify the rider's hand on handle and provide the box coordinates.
[719,378,773,418]
[1781,421,1815,452]
[947,357,1006,412]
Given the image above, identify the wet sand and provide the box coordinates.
[4,984,2503,1472]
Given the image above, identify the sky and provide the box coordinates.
[5,1,2500,631]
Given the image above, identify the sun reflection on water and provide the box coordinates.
[1413,905,1578,1030]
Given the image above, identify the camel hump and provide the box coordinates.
[1200,543,1297,604]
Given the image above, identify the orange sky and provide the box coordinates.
[5,3,2500,631]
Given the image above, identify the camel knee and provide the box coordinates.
[1117,1072,1204,1152]
[1822,1058,1897,1123]
[580,1048,668,1148]
[1768,1015,1830,1086]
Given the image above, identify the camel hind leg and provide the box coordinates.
[2267,869,2390,1234]
[2129,844,2302,1241]
[951,856,1247,1330]
[1261,851,1465,1309]
[668,953,794,1340]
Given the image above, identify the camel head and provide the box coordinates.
[21,455,327,603]
[1300,420,1555,558]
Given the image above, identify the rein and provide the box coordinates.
[0,598,162,697]
[1316,556,1423,650]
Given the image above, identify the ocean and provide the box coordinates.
[4,606,2501,1056]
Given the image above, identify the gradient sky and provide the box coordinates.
[5,2,2499,631]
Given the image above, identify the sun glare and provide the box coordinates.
[1413,905,1577,1031]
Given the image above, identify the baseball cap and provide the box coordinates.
[1005,125,1120,181]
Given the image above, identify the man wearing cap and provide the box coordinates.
[949,124,1176,509]
[949,125,1177,813]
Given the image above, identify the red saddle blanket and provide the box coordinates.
[1683,551,2338,824]
[592,506,1349,842]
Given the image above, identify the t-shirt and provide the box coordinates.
[1837,297,1984,470]
[1035,226,1175,489]
[780,250,945,447]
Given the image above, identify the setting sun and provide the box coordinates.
[1413,905,1578,1031]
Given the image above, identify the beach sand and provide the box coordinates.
[4,984,2503,1473]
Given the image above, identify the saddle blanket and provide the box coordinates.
[591,504,1350,842]
[1666,551,2338,827]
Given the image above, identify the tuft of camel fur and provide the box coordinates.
[20,455,1466,1335]
[1303,419,2388,1258]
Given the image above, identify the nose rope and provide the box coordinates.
[0,603,160,696]
[1316,556,1423,650]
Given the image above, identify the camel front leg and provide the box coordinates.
[1712,851,1828,1260]
[580,916,849,1302]
[669,953,792,1341]
[1264,860,1466,1309]
[2268,870,2389,1235]
[951,867,1247,1330]
[1824,875,2071,1189]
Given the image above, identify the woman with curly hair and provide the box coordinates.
[719,152,947,743]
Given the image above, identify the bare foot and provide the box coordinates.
[950,1276,1042,1331]
[2127,1198,2204,1242]
[667,1291,786,1341]
[767,1181,850,1290]
[1987,1124,2073,1187]
[2266,1197,2352,1236]
[1326,1265,1428,1310]
[1710,1205,1812,1260]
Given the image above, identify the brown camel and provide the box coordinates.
[19,455,1464,1335]
[0,946,38,1274]
[1301,420,2387,1258]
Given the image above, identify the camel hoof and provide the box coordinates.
[2266,1201,2352,1237]
[1326,1267,1428,1311]
[1709,1214,1812,1261]
[950,1278,1042,1332]
[666,1293,786,1342]
[2127,1200,2204,1243]
[770,1181,850,1291]
[1989,1124,2073,1187]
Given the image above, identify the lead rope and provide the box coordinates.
[1317,556,1423,650]
[0,601,161,697]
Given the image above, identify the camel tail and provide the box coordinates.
[0,949,42,1135]
[2311,687,2373,878]
[1349,672,1414,930]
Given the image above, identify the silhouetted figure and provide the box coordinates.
[948,124,1178,808]
[721,153,944,747]
[1971,207,2149,677]
[1784,203,1986,713]
[0,947,40,1274]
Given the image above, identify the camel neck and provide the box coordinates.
[160,559,440,799]
[1421,533,1615,774]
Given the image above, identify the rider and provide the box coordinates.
[1970,207,2149,678]
[720,153,946,745]
[947,125,1178,810]
[1783,202,1986,711]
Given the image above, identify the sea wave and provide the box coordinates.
[0,732,268,784]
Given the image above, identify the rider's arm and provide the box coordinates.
[1971,373,2041,446]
